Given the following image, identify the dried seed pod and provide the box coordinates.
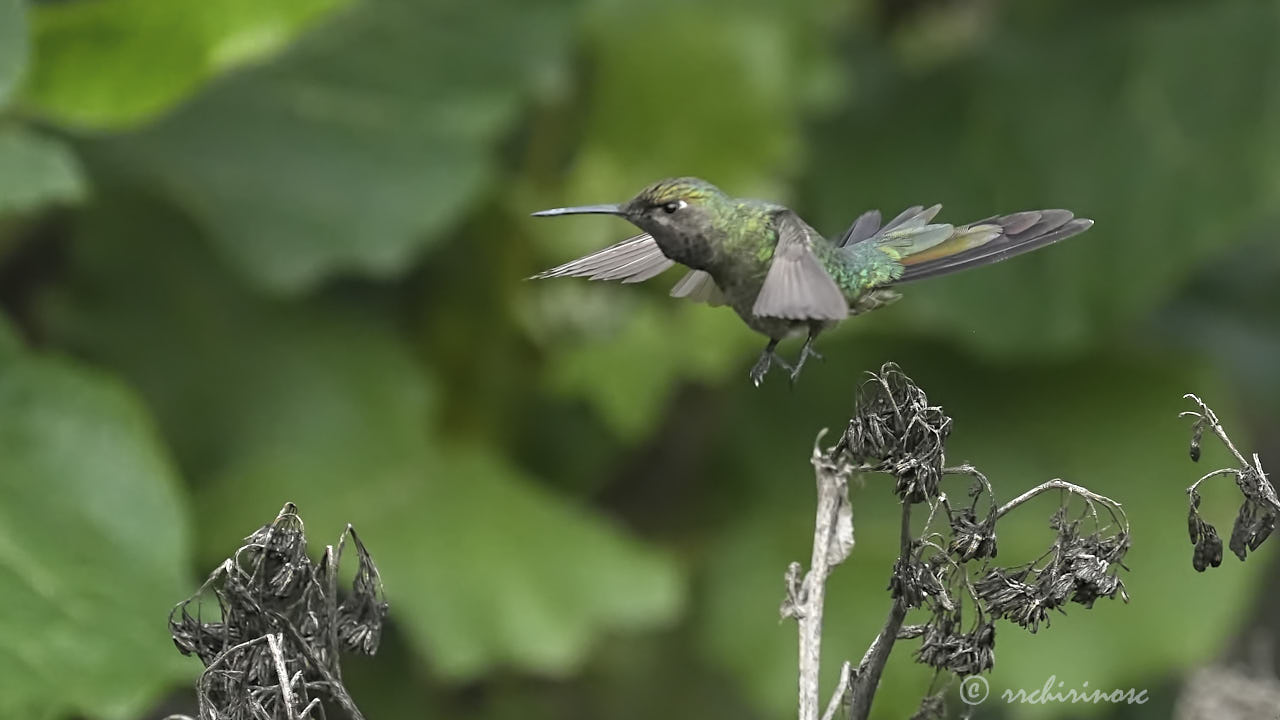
[167,504,385,718]
[1251,513,1275,550]
[1192,525,1223,572]
[1192,542,1209,573]
[975,569,1050,633]
[1230,502,1256,561]
[841,364,951,504]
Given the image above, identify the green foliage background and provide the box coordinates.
[1,0,1277,718]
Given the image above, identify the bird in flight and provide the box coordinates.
[531,177,1092,386]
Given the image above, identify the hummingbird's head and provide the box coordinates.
[531,177,728,270]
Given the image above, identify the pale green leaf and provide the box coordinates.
[23,0,351,129]
[94,0,577,293]
[0,337,192,719]
[0,0,27,104]
[0,126,85,215]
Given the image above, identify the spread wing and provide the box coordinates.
[669,270,727,306]
[530,233,675,283]
[751,211,848,321]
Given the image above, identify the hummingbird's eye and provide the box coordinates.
[662,200,687,214]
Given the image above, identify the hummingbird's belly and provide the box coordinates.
[719,273,840,339]
[745,313,838,339]
[728,293,838,339]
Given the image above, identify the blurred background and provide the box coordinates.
[1,0,1279,718]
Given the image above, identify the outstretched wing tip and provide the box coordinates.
[529,233,674,284]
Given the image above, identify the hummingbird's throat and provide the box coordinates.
[649,228,717,273]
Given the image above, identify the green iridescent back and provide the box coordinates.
[636,179,907,306]
[821,239,905,298]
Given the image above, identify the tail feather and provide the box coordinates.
[894,210,1092,284]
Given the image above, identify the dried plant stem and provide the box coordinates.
[277,616,368,720]
[996,479,1127,525]
[789,363,1132,719]
[787,436,913,720]
[1183,394,1257,470]
[795,461,838,719]
[821,662,854,720]
[267,634,299,720]
[1182,394,1280,513]
[788,434,856,720]
[847,503,912,720]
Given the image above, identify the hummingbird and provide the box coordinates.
[531,177,1092,386]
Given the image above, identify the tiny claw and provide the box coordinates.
[750,353,772,387]
[787,337,822,385]
[749,344,792,386]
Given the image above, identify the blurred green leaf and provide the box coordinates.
[1154,236,1280,408]
[697,341,1254,718]
[43,192,684,679]
[0,311,17,356]
[22,0,350,129]
[94,0,577,293]
[0,335,191,720]
[0,126,85,215]
[802,2,1280,357]
[566,1,829,200]
[537,293,755,439]
[0,0,27,104]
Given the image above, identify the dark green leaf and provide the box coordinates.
[0,310,18,356]
[803,2,1280,357]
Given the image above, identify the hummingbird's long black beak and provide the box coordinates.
[530,204,625,217]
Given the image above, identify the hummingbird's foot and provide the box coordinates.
[750,339,792,387]
[788,336,823,385]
